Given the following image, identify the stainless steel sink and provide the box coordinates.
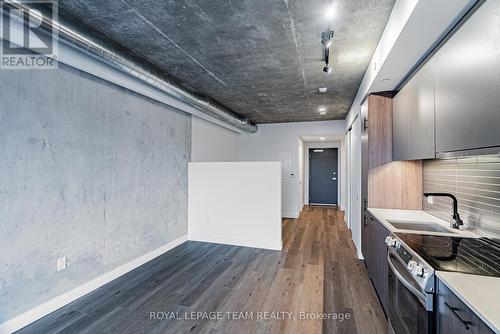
[386,220,455,233]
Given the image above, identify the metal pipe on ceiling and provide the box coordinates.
[3,1,257,133]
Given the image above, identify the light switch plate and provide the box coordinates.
[427,196,434,205]
[57,257,67,271]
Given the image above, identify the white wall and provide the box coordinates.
[298,138,305,212]
[349,118,362,259]
[236,120,345,218]
[191,118,346,218]
[191,116,239,162]
[188,162,282,250]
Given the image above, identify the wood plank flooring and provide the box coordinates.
[15,206,386,334]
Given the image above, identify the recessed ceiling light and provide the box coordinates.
[320,111,327,115]
[320,137,326,140]
[319,107,326,111]
[319,87,327,93]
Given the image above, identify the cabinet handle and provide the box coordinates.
[445,302,472,330]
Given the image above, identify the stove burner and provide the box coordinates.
[422,238,451,248]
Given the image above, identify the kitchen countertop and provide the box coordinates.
[437,272,500,334]
[367,208,499,334]
[367,208,476,237]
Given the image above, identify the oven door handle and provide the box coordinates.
[387,252,427,307]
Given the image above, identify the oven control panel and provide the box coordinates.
[386,234,435,292]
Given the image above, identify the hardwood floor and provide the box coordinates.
[16,206,386,334]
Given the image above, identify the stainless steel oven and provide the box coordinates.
[386,236,435,334]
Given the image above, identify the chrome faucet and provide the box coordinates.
[424,193,464,229]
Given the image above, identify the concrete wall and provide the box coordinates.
[0,65,190,322]
[191,116,238,162]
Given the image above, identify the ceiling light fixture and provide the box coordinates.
[319,87,327,93]
[320,111,327,115]
[321,30,334,48]
[321,30,334,74]
[320,137,326,141]
[321,37,332,48]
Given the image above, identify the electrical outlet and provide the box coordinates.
[57,257,67,272]
[427,196,434,205]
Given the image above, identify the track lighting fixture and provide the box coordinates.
[321,30,334,47]
[321,30,334,74]
[321,37,332,48]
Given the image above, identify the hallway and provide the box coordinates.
[16,207,386,334]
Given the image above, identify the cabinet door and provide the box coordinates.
[393,60,435,160]
[363,214,390,313]
[392,88,410,161]
[408,62,435,159]
[361,214,370,271]
[435,0,500,153]
[374,219,389,312]
[363,214,376,278]
[436,279,495,334]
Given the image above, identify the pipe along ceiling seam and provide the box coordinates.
[2,2,257,133]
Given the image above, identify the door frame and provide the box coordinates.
[304,142,341,206]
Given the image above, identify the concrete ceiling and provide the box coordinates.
[57,0,395,124]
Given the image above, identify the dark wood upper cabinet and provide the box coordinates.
[434,0,500,154]
[393,1,500,158]
[393,60,435,161]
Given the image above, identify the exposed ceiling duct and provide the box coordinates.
[2,1,257,133]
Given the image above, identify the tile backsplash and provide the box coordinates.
[423,155,500,237]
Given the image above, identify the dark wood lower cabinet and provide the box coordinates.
[436,279,494,334]
[363,212,390,313]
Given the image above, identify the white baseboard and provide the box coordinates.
[188,234,282,251]
[0,235,188,334]
[282,211,299,219]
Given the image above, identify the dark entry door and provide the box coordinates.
[309,148,338,205]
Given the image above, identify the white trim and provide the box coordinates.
[188,234,282,251]
[282,212,299,219]
[0,235,188,334]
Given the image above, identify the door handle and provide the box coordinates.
[387,252,429,309]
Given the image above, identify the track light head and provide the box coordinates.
[321,30,334,47]
[323,65,332,74]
